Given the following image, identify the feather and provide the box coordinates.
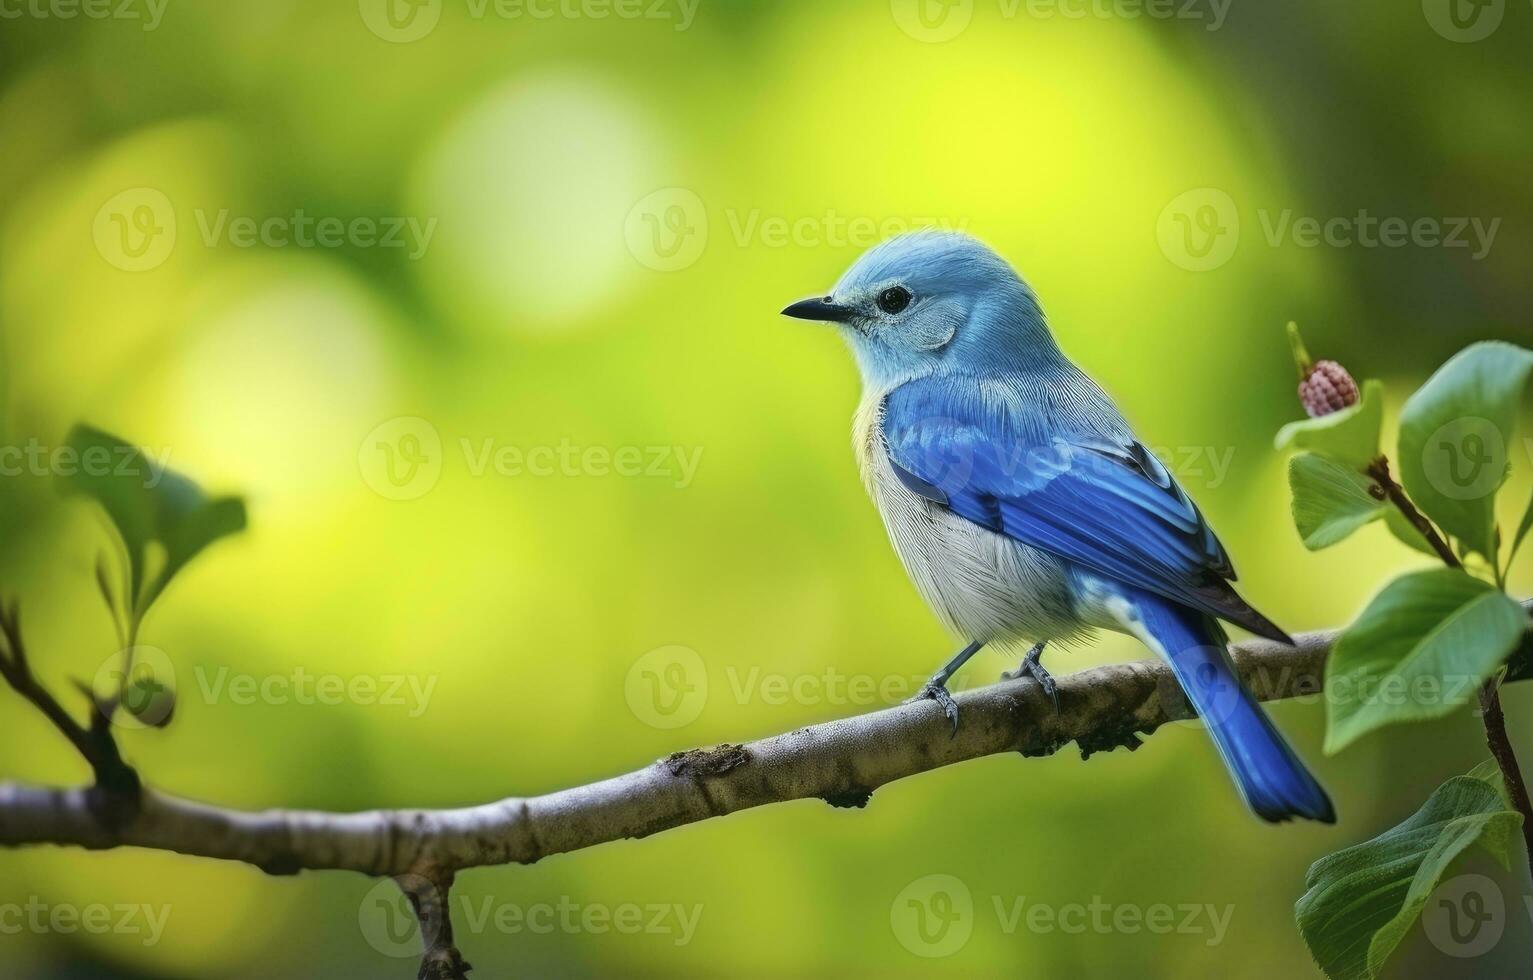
[882,377,1292,644]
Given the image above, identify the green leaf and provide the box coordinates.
[61,425,247,620]
[1325,568,1529,753]
[1290,453,1388,550]
[1464,758,1511,803]
[1382,507,1438,556]
[1509,488,1533,568]
[1398,341,1533,561]
[1276,379,1384,470]
[1295,763,1522,980]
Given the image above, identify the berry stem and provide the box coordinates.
[1286,321,1313,379]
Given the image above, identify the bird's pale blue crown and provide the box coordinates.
[782,231,1062,389]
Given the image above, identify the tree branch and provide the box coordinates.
[3,613,1531,976]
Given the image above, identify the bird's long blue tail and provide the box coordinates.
[1132,591,1335,824]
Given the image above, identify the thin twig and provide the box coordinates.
[1366,456,1461,567]
[0,601,140,805]
[1478,681,1533,867]
[400,871,472,980]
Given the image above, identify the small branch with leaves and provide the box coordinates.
[1279,327,1533,979]
[0,601,139,806]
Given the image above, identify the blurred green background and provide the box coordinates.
[2,0,1532,976]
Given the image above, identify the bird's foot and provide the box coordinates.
[1002,642,1059,715]
[905,681,960,736]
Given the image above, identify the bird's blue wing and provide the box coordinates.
[882,380,1288,641]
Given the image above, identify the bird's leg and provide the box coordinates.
[1001,641,1058,715]
[905,640,985,736]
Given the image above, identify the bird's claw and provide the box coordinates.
[906,681,959,736]
[1002,643,1060,716]
[1027,661,1060,716]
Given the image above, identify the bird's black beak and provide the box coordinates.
[781,296,853,323]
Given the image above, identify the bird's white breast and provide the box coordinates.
[853,390,1085,648]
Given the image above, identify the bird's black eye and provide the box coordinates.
[876,286,912,315]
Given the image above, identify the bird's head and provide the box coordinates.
[781,230,1057,388]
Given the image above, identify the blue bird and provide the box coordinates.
[782,231,1334,824]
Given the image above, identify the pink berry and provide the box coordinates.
[1299,360,1360,418]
